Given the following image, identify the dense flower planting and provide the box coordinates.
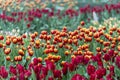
[0,0,79,11]
[0,26,120,79]
[1,0,116,12]
[1,0,120,80]
[2,3,120,22]
[1,3,120,33]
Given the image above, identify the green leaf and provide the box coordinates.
[30,69,37,80]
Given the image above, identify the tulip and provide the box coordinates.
[62,66,68,75]
[4,48,11,55]
[6,56,11,61]
[41,66,48,76]
[0,35,4,40]
[109,65,114,74]
[9,65,17,75]
[103,53,111,61]
[10,76,17,80]
[46,61,55,71]
[48,76,54,80]
[115,55,120,68]
[106,73,114,80]
[33,65,41,74]
[24,70,31,78]
[87,64,96,75]
[83,56,90,65]
[95,68,106,79]
[19,73,25,80]
[53,69,61,79]
[33,58,39,65]
[90,74,96,80]
[71,74,86,80]
[0,66,8,78]
[16,64,24,74]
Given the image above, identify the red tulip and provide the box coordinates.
[95,68,106,79]
[46,61,55,71]
[103,53,111,61]
[28,16,34,22]
[90,74,96,80]
[115,55,120,68]
[0,66,8,78]
[108,49,114,57]
[92,54,101,62]
[19,73,25,80]
[24,70,31,78]
[83,56,90,65]
[97,61,103,68]
[6,16,15,22]
[69,63,75,72]
[106,73,114,80]
[87,64,96,75]
[33,58,39,65]
[10,76,17,80]
[48,12,54,17]
[33,65,41,74]
[71,57,79,66]
[71,74,86,80]
[48,76,54,80]
[16,64,24,74]
[41,9,49,14]
[11,12,17,16]
[61,62,68,75]
[9,65,17,75]
[53,70,61,79]
[27,23,31,28]
[109,65,114,74]
[39,73,45,80]
[41,66,48,76]
[35,13,42,18]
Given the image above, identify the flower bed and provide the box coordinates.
[0,26,120,79]
[1,3,120,33]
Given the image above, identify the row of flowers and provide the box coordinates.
[0,0,75,11]
[1,3,120,22]
[1,0,114,12]
[0,3,120,33]
[0,25,120,79]
[1,53,120,80]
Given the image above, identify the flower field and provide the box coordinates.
[1,0,120,80]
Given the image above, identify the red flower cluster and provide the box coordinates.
[0,3,120,24]
[9,64,31,80]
